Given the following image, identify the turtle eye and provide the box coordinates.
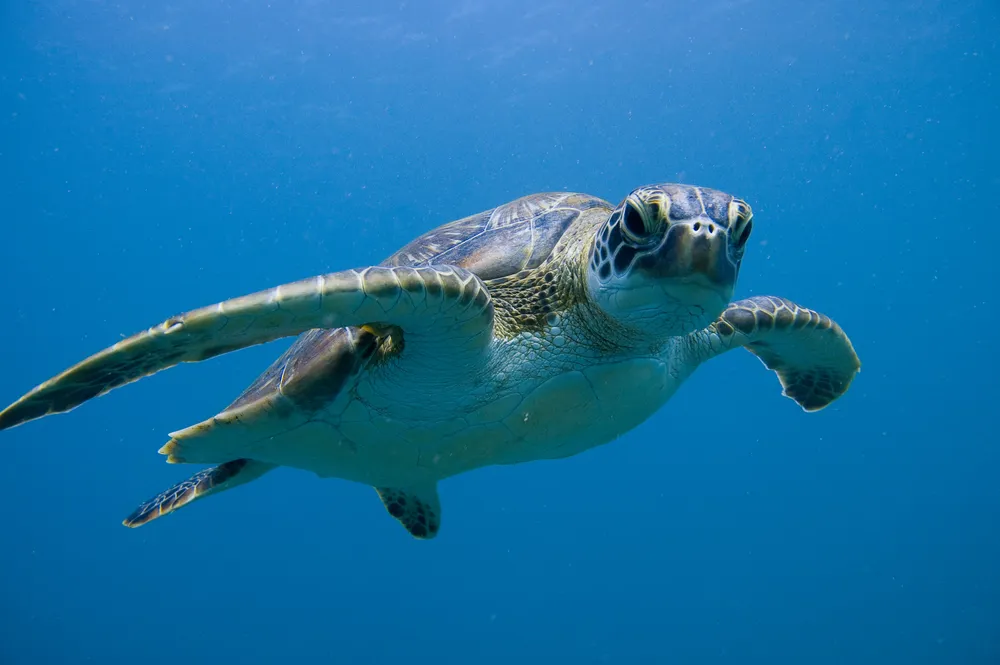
[621,203,648,242]
[734,217,753,250]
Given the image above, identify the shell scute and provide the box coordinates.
[383,192,611,282]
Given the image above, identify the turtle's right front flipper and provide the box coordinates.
[0,265,494,431]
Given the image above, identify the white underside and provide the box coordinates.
[169,329,703,489]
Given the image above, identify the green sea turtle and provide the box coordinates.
[0,183,860,539]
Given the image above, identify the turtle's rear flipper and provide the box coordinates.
[375,484,442,539]
[707,296,860,411]
[123,459,275,527]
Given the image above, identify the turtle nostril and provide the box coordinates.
[693,222,701,232]
[708,224,715,234]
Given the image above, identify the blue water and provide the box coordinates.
[1,1,997,663]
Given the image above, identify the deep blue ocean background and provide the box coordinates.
[1,1,997,663]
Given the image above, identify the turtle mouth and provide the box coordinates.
[606,279,728,335]
[663,273,729,292]
[605,276,729,315]
[659,277,730,308]
[632,219,739,291]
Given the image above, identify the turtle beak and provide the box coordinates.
[639,216,738,292]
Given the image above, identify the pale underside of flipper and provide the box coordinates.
[158,325,384,465]
[0,265,494,432]
[706,295,861,411]
[122,459,276,527]
[123,326,388,526]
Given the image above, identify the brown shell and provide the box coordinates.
[382,191,611,280]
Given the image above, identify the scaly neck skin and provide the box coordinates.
[573,235,742,364]
[570,240,675,355]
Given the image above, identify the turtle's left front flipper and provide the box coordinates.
[705,296,860,411]
[0,265,493,431]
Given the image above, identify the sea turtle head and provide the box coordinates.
[586,183,753,337]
